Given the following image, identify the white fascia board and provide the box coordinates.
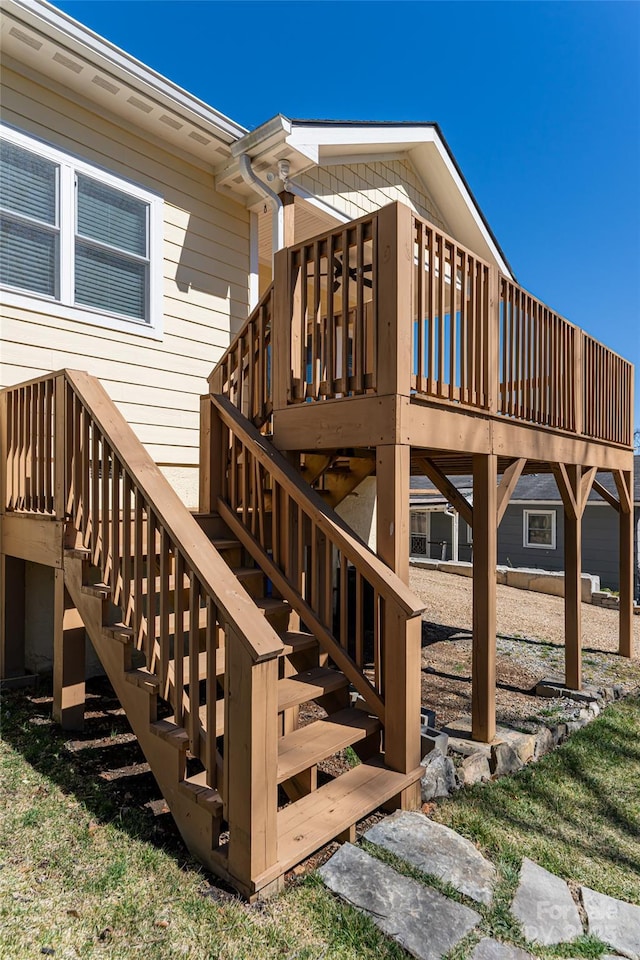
[5,0,247,143]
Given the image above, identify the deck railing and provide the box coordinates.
[243,202,632,447]
[210,393,425,774]
[2,370,284,885]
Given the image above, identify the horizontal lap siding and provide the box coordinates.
[296,159,447,230]
[0,65,250,500]
[498,504,621,591]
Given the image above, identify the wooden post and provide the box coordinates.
[279,191,295,247]
[384,606,421,783]
[486,267,500,414]
[224,631,279,892]
[52,569,86,730]
[0,555,26,680]
[472,453,497,742]
[375,203,414,398]
[272,248,291,413]
[199,395,212,513]
[618,469,634,658]
[573,328,583,436]
[376,444,410,583]
[562,464,582,690]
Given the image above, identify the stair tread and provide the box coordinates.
[126,647,225,689]
[277,708,380,784]
[277,667,348,712]
[275,760,422,875]
[178,771,223,813]
[211,538,241,550]
[281,631,317,656]
[152,698,225,743]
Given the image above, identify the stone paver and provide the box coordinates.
[470,939,535,960]
[581,885,640,960]
[510,858,582,945]
[318,842,480,960]
[365,811,497,905]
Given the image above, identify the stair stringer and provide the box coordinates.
[63,555,221,873]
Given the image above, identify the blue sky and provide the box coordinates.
[56,0,640,425]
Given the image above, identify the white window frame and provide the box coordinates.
[1,124,163,340]
[523,509,557,549]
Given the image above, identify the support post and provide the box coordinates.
[618,469,634,659]
[376,444,410,583]
[279,191,295,247]
[472,453,497,742]
[52,569,86,730]
[0,555,26,680]
[563,465,582,690]
[224,631,279,892]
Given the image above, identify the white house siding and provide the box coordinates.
[0,63,250,507]
[295,158,447,230]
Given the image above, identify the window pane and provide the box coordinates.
[77,175,147,256]
[1,216,58,296]
[75,241,146,319]
[0,141,57,225]
[528,513,552,545]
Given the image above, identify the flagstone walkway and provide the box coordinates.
[318,810,640,960]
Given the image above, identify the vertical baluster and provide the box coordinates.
[205,595,217,787]
[355,223,364,394]
[101,439,110,582]
[174,552,185,727]
[326,233,335,397]
[188,572,200,757]
[247,319,255,423]
[311,242,320,399]
[121,472,132,624]
[28,384,36,510]
[355,572,363,668]
[415,222,424,393]
[297,503,305,598]
[91,425,99,563]
[159,527,170,697]
[6,391,14,510]
[258,307,265,420]
[82,407,91,547]
[339,554,348,649]
[343,232,351,395]
[476,265,485,406]
[35,382,44,511]
[300,251,308,398]
[373,590,381,692]
[20,386,27,509]
[133,490,144,651]
[44,379,52,511]
[310,522,318,614]
[449,243,458,400]
[459,251,467,404]
[438,235,446,396]
[468,257,477,406]
[255,460,265,546]
[323,538,333,630]
[110,457,121,604]
[146,510,157,671]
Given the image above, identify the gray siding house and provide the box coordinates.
[410,457,640,596]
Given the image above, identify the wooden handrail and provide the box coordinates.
[209,284,274,428]
[63,370,283,665]
[212,394,425,620]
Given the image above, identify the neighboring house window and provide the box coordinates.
[523,510,556,549]
[0,126,162,337]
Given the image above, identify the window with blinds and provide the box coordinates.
[0,126,160,332]
[0,141,60,298]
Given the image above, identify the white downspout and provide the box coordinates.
[238,153,284,266]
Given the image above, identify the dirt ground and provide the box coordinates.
[410,566,640,728]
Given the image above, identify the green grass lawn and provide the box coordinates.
[1,683,638,960]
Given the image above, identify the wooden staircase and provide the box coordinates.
[1,365,425,900]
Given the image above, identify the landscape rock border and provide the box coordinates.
[420,684,631,802]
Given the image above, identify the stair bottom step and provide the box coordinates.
[262,760,422,885]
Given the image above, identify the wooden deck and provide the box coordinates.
[1,200,634,901]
